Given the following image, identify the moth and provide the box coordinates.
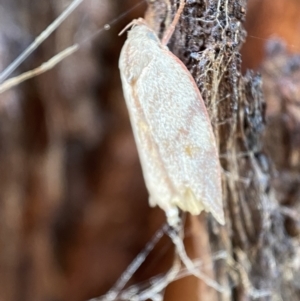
[119,0,224,227]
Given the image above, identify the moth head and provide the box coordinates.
[119,18,160,44]
[119,19,161,84]
[118,18,146,36]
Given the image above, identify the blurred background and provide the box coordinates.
[0,0,300,300]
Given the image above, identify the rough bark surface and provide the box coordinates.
[0,0,299,301]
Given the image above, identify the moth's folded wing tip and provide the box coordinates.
[216,214,226,226]
[191,193,224,225]
[211,205,225,225]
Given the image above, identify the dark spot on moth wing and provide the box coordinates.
[128,24,160,44]
[146,31,159,42]
[178,127,189,136]
[184,145,201,157]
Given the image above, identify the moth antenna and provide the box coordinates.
[119,18,146,36]
[162,0,185,45]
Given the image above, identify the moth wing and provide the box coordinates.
[120,33,224,225]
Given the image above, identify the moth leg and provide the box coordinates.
[165,206,181,228]
[162,0,185,45]
[163,0,172,33]
[167,224,229,294]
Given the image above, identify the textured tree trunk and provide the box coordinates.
[0,1,300,301]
